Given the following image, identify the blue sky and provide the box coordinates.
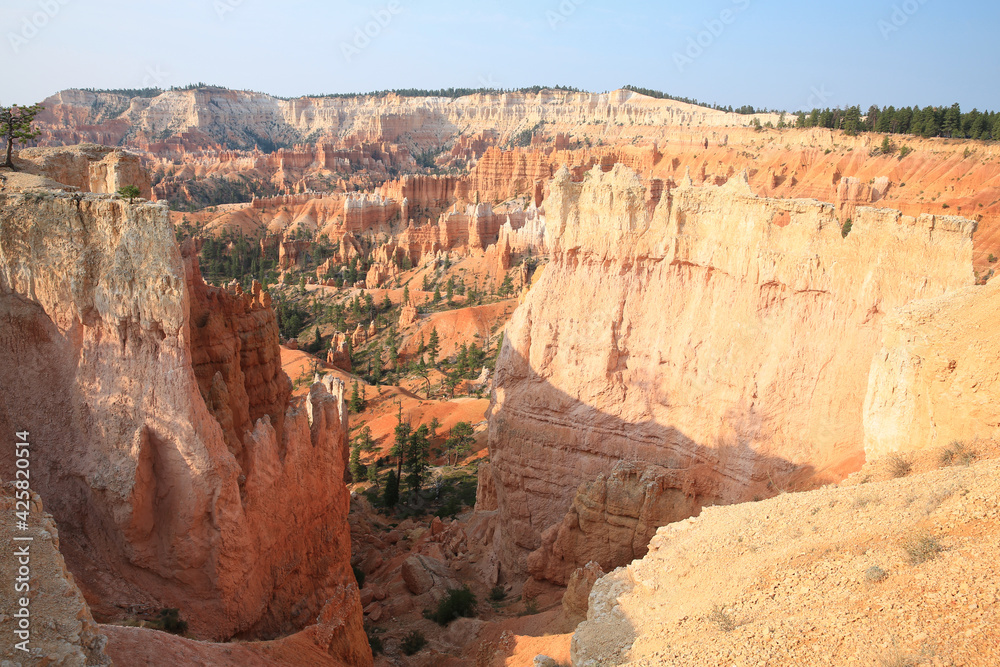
[2,0,998,111]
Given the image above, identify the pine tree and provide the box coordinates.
[383,469,399,507]
[1,104,44,169]
[349,444,364,483]
[426,328,440,367]
[943,103,962,137]
[404,424,430,497]
[876,106,895,133]
[392,407,410,485]
[356,425,376,454]
[843,106,862,136]
[433,286,442,303]
[403,285,410,304]
[349,381,365,413]
[445,422,476,466]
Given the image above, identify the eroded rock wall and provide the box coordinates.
[15,144,152,198]
[0,485,112,666]
[0,192,368,663]
[864,279,1000,459]
[488,165,975,575]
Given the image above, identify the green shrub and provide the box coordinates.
[865,565,889,583]
[365,628,383,655]
[899,145,913,159]
[156,608,188,635]
[489,586,506,602]
[841,218,853,238]
[518,597,539,617]
[429,585,477,625]
[400,630,427,655]
[117,185,141,202]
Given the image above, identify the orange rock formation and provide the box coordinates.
[487,164,975,576]
[0,185,369,663]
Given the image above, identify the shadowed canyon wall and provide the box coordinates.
[0,191,370,664]
[487,164,976,576]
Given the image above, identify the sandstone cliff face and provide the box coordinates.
[488,165,975,575]
[0,486,111,666]
[14,144,152,199]
[864,278,1000,459]
[526,461,710,586]
[0,192,368,663]
[36,88,770,152]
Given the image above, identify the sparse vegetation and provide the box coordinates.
[489,585,506,602]
[865,565,889,583]
[904,533,944,565]
[1,104,44,169]
[878,649,920,667]
[153,608,188,636]
[400,629,427,655]
[427,585,477,625]
[841,218,853,238]
[707,604,738,632]
[938,441,976,467]
[117,185,141,202]
[365,627,384,655]
[519,597,539,616]
[888,454,913,478]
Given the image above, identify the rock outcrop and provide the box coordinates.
[864,278,1000,459]
[0,485,112,666]
[13,144,152,199]
[0,191,369,663]
[571,456,1000,666]
[526,461,710,585]
[562,561,604,623]
[488,164,975,575]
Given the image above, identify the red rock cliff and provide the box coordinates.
[0,191,370,664]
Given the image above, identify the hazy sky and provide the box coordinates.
[2,0,998,111]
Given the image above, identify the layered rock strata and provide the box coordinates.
[488,164,975,575]
[0,191,368,663]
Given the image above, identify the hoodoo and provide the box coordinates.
[0,159,370,664]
